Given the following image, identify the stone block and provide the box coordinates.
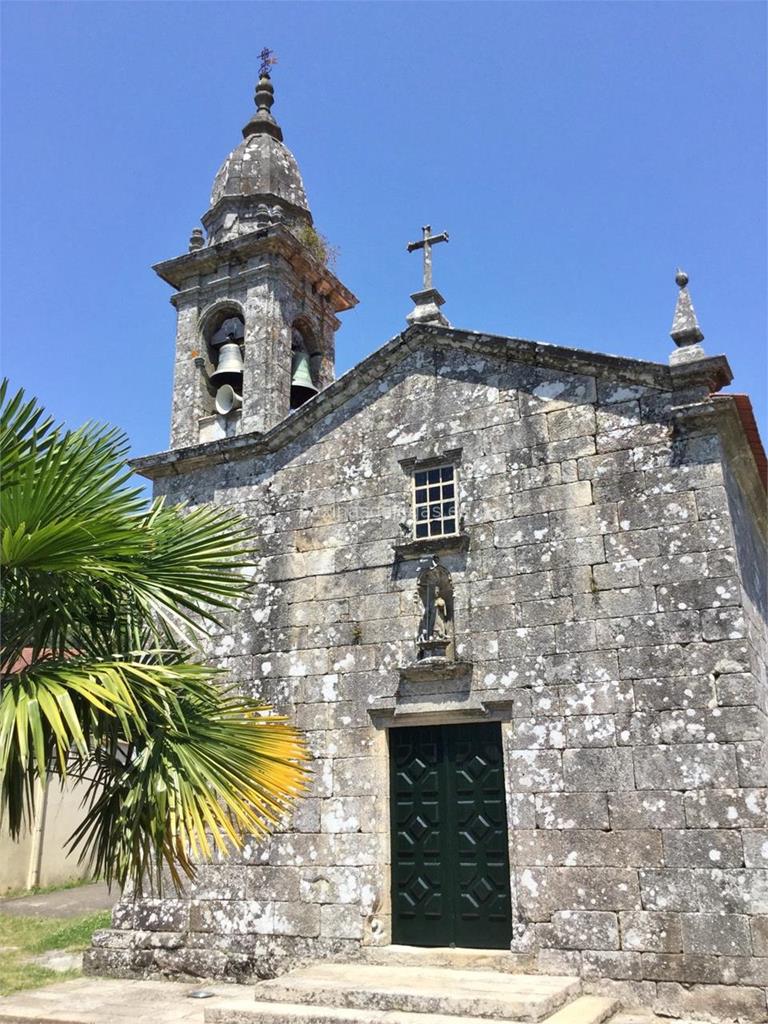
[656,577,741,612]
[321,796,377,833]
[608,791,685,830]
[582,587,659,620]
[514,829,661,868]
[559,678,633,718]
[619,911,682,952]
[716,673,762,706]
[591,561,640,590]
[509,717,567,749]
[537,910,619,950]
[662,828,744,867]
[512,481,592,516]
[737,741,768,786]
[743,829,768,867]
[639,869,700,912]
[683,788,768,829]
[638,551,708,586]
[632,675,714,711]
[701,607,748,641]
[320,903,363,940]
[632,743,739,790]
[549,504,618,539]
[327,833,384,867]
[245,866,301,902]
[696,868,768,914]
[565,714,616,748]
[516,535,606,574]
[555,620,597,653]
[189,900,271,935]
[507,749,564,792]
[535,792,609,830]
[581,949,643,980]
[514,866,641,921]
[547,405,596,441]
[619,645,686,679]
[519,597,574,627]
[751,916,768,956]
[300,866,365,905]
[507,792,537,828]
[272,901,321,937]
[133,900,189,932]
[604,529,660,562]
[681,912,751,956]
[655,977,765,1020]
[562,748,635,791]
[617,492,697,531]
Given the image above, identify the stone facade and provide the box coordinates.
[87,76,768,1023]
[89,326,768,1020]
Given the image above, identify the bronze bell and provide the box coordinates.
[290,349,318,408]
[215,384,242,416]
[210,341,244,388]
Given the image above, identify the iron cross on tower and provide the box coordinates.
[407,225,449,290]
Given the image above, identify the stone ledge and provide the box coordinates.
[393,533,470,560]
[398,659,472,684]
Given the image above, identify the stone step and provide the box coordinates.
[205,993,617,1024]
[541,996,618,1024]
[358,945,534,975]
[235,964,581,1022]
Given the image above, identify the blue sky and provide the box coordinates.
[2,1,766,460]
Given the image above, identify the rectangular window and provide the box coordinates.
[413,464,458,539]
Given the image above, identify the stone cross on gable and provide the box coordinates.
[407,225,449,291]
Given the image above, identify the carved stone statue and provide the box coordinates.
[416,557,454,661]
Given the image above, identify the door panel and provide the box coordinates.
[390,722,512,948]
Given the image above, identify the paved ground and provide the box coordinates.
[0,977,256,1023]
[0,977,709,1024]
[0,884,115,919]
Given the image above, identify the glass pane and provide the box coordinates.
[443,483,454,499]
[417,506,429,520]
[429,486,441,501]
[415,488,427,503]
[416,522,429,538]
[444,518,456,534]
[441,466,454,481]
[414,471,427,487]
[444,502,456,517]
[428,468,440,484]
[429,519,442,536]
[429,504,441,519]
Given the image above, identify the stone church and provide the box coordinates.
[89,70,768,1022]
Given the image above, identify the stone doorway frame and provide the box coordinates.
[367,703,517,951]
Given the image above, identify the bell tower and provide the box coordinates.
[156,66,357,448]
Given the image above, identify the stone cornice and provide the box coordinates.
[152,225,357,315]
[132,324,735,481]
[673,395,767,540]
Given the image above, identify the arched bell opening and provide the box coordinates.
[200,306,245,418]
[290,320,320,410]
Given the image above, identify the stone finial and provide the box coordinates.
[188,228,204,252]
[242,72,284,142]
[669,268,706,366]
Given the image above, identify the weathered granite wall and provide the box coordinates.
[88,333,768,1021]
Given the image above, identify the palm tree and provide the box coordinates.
[0,382,308,894]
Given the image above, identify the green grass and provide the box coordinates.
[0,910,111,996]
[1,877,99,900]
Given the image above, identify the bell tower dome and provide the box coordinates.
[156,68,357,448]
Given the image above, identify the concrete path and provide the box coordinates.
[0,883,115,919]
[0,978,711,1024]
[0,978,256,1024]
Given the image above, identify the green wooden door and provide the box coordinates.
[390,722,512,948]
